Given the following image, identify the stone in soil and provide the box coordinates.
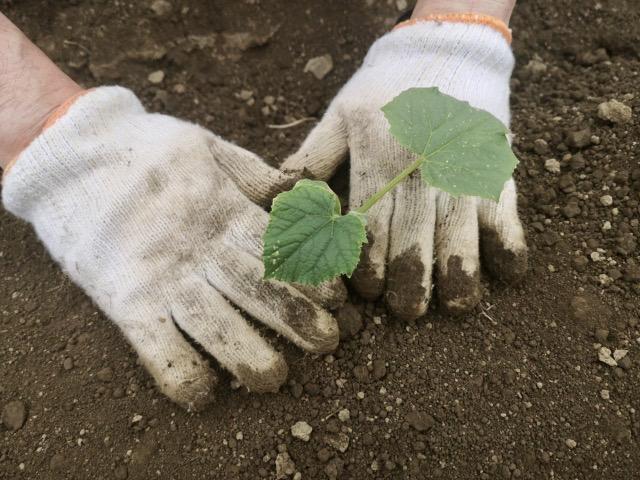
[1,400,27,431]
[613,349,628,361]
[338,408,350,422]
[147,70,165,84]
[291,421,312,442]
[275,451,296,479]
[324,432,350,452]
[597,99,632,124]
[598,347,617,367]
[599,194,613,206]
[304,54,334,80]
[544,158,561,173]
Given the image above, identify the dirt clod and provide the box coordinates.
[96,367,114,382]
[324,432,349,452]
[290,421,312,442]
[566,128,592,149]
[1,401,27,431]
[335,303,363,340]
[597,99,632,124]
[275,451,296,479]
[405,411,435,432]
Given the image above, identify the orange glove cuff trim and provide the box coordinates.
[3,88,91,180]
[394,13,512,44]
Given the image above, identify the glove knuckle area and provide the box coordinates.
[204,248,339,355]
[294,278,348,311]
[262,281,340,354]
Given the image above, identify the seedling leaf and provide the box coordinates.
[382,87,518,201]
[263,179,367,285]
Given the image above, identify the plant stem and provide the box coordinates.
[355,156,425,214]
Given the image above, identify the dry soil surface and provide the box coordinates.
[1,1,640,479]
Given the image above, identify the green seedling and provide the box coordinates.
[263,87,518,285]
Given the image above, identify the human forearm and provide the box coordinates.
[0,12,81,169]
[412,0,516,24]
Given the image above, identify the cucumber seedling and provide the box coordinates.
[262,87,518,285]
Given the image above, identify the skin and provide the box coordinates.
[413,0,516,24]
[0,13,81,169]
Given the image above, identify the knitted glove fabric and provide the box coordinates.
[2,87,346,410]
[282,19,527,320]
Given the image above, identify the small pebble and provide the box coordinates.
[599,347,618,367]
[291,421,312,442]
[599,194,613,206]
[597,99,632,124]
[304,54,334,80]
[1,400,27,431]
[613,349,628,361]
[63,357,74,370]
[565,438,577,449]
[544,158,561,173]
[148,70,165,84]
[337,409,350,422]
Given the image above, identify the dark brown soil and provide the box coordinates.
[2,1,640,479]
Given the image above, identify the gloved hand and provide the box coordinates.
[2,87,346,410]
[282,16,527,320]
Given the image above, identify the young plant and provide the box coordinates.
[262,87,518,285]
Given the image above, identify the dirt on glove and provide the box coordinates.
[1,0,639,479]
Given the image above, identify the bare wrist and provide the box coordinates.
[0,13,82,170]
[412,0,516,25]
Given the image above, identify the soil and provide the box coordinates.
[1,0,640,479]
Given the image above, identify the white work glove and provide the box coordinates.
[282,18,527,320]
[2,87,346,410]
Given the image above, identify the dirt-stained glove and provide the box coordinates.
[2,87,346,410]
[282,16,527,320]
